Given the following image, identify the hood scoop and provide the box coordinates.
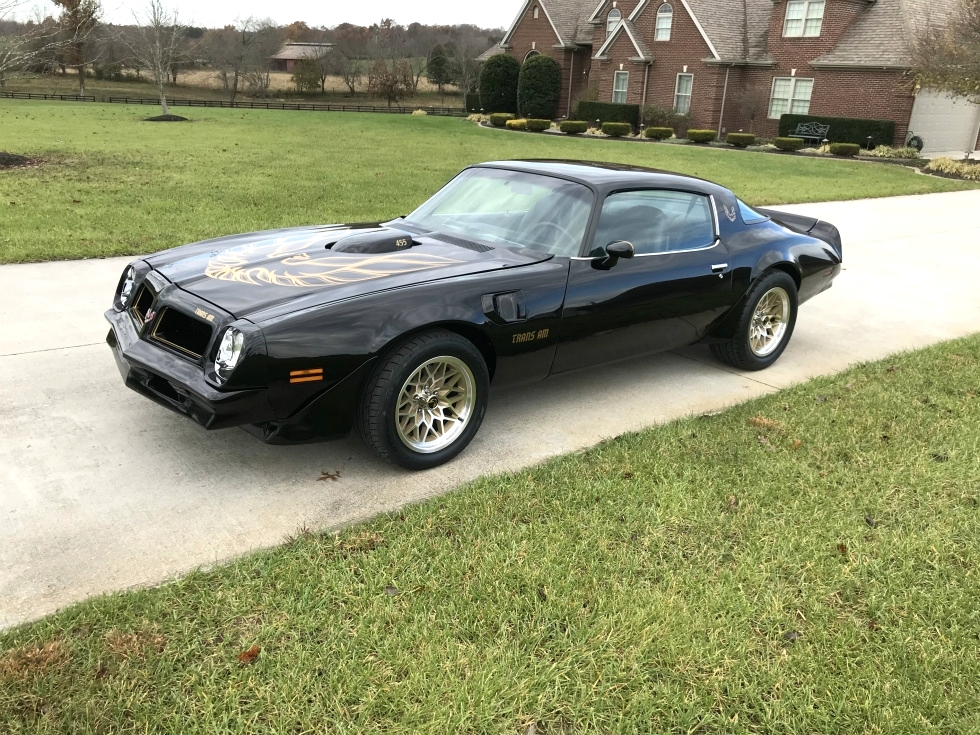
[330,229,414,254]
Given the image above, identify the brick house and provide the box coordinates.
[481,0,980,153]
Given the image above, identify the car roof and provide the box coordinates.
[474,159,731,197]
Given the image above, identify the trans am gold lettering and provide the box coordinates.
[512,328,549,345]
[194,308,216,322]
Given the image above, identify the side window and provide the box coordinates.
[736,198,768,224]
[591,190,716,255]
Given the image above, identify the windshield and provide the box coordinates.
[405,167,594,257]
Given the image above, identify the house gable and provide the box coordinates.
[501,0,564,49]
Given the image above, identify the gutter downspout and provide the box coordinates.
[717,64,731,138]
[641,61,651,120]
[568,49,575,118]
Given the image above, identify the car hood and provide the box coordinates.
[145,224,552,320]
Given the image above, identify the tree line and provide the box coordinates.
[0,1,503,112]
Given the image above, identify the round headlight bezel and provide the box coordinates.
[119,266,136,307]
[214,327,245,383]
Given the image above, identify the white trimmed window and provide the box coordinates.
[606,9,621,34]
[612,70,629,104]
[674,73,692,114]
[768,77,813,118]
[783,0,824,37]
[655,4,673,41]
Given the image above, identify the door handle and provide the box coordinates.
[710,263,728,273]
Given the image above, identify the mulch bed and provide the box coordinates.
[145,114,189,122]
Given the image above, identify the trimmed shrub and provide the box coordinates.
[643,126,673,140]
[560,120,588,134]
[686,129,717,144]
[505,118,528,130]
[525,118,551,132]
[479,54,520,114]
[726,132,755,147]
[489,112,514,127]
[464,93,481,112]
[641,105,689,138]
[578,100,640,129]
[773,136,805,151]
[601,122,632,137]
[829,142,860,157]
[778,114,895,147]
[517,55,562,119]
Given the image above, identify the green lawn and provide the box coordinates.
[2,335,979,733]
[0,100,974,264]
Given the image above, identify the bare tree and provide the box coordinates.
[52,0,101,96]
[0,1,60,88]
[912,0,980,103]
[125,0,186,115]
[200,17,271,103]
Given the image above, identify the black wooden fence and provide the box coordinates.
[0,91,466,116]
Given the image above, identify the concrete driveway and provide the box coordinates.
[2,188,979,629]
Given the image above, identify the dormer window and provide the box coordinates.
[655,4,673,41]
[606,9,621,34]
[783,0,824,37]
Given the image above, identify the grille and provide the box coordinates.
[130,284,154,327]
[431,233,493,252]
[151,308,213,360]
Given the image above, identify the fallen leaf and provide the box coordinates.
[749,416,783,430]
[880,434,890,442]
[865,515,877,528]
[524,723,538,735]
[814,395,828,403]
[783,630,800,642]
[237,645,259,665]
[317,471,340,482]
[384,585,399,597]
[71,199,81,204]
[845,382,854,390]
[837,543,848,556]
[757,435,776,452]
[94,666,109,680]
[537,586,548,602]
[791,439,802,450]
[886,365,899,373]
[622,471,633,479]
[728,495,738,510]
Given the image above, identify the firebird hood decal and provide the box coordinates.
[203,234,464,289]
[145,224,553,320]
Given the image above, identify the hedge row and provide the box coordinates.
[778,114,895,147]
[577,101,639,129]
[774,137,805,151]
[643,126,673,140]
[687,129,716,143]
[560,120,588,134]
[726,132,755,147]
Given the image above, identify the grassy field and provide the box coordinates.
[0,99,975,264]
[2,335,978,733]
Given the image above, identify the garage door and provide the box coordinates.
[908,89,980,155]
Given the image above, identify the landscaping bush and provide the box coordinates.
[489,112,514,127]
[578,100,640,129]
[726,132,755,147]
[686,129,717,144]
[861,145,921,159]
[525,118,552,132]
[517,55,562,120]
[829,142,860,157]
[464,93,481,112]
[411,109,427,116]
[479,54,520,114]
[773,136,805,151]
[924,157,980,180]
[643,126,673,140]
[292,59,323,93]
[601,122,632,137]
[505,118,528,130]
[778,114,895,147]
[641,105,689,138]
[559,120,588,134]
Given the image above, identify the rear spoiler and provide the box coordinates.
[755,207,842,259]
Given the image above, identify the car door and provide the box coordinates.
[551,188,735,374]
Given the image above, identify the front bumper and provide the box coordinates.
[105,307,276,430]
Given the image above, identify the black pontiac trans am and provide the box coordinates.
[106,160,842,469]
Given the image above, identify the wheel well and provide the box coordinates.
[767,262,801,290]
[379,323,498,381]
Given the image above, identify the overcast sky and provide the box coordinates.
[24,1,513,30]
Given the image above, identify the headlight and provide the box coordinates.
[214,327,244,383]
[119,267,136,306]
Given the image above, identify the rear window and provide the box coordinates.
[737,198,768,224]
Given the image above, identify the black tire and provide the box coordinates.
[357,330,489,470]
[710,270,798,370]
